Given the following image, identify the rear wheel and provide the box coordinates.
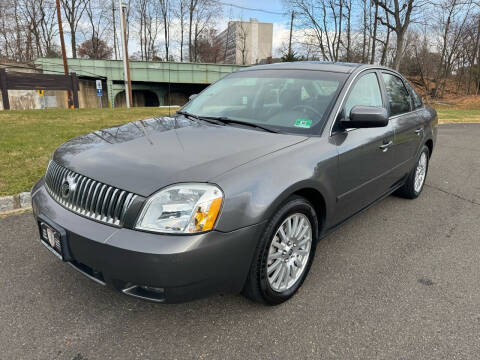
[396,145,430,199]
[242,196,318,305]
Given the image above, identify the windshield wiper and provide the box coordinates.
[176,111,224,125]
[177,112,278,133]
[197,115,279,133]
[176,110,199,121]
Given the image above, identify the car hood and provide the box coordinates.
[53,116,308,196]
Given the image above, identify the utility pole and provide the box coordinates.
[112,0,118,60]
[288,10,294,58]
[56,0,73,108]
[118,0,132,108]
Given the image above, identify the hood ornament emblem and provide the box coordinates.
[61,175,76,199]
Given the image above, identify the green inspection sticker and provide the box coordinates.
[294,118,313,128]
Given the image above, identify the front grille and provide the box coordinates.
[44,160,137,226]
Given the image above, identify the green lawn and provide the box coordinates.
[0,107,178,196]
[432,105,480,124]
[0,104,479,197]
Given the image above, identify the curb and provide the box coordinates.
[0,192,32,215]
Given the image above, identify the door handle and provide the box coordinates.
[379,140,393,152]
[414,128,424,136]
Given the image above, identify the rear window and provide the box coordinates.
[406,82,423,109]
[382,73,412,116]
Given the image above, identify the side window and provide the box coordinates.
[406,82,423,109]
[344,73,383,120]
[382,73,412,116]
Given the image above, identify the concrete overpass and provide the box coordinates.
[34,58,244,107]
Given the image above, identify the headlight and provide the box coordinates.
[135,183,223,234]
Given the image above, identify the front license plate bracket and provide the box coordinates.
[37,214,72,261]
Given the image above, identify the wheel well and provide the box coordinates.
[293,188,326,233]
[425,139,433,157]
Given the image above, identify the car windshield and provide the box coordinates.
[181,69,347,134]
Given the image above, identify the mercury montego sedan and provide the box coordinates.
[31,62,437,304]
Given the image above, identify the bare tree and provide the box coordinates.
[136,0,147,60]
[0,0,58,61]
[20,0,44,58]
[134,0,160,61]
[361,0,369,62]
[343,0,353,61]
[84,0,110,59]
[373,0,424,70]
[378,9,392,65]
[39,0,59,57]
[432,0,474,97]
[111,0,119,59]
[475,15,480,94]
[188,0,199,61]
[196,27,222,62]
[188,0,218,62]
[61,0,88,58]
[287,0,345,62]
[77,36,113,58]
[370,0,379,63]
[237,21,249,64]
[174,0,188,61]
[159,0,171,60]
[0,1,17,59]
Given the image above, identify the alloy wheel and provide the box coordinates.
[414,152,427,193]
[266,213,312,292]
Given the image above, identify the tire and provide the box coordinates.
[396,145,430,199]
[242,196,318,305]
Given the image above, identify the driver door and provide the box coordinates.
[331,71,396,224]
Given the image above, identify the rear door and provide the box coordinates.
[331,71,396,224]
[381,72,424,179]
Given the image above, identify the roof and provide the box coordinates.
[239,61,366,74]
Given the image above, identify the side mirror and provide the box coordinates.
[189,94,198,101]
[340,106,389,128]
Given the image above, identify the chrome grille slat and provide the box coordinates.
[73,174,84,208]
[114,191,126,220]
[120,193,134,222]
[96,185,107,216]
[101,187,112,219]
[81,179,92,210]
[78,176,88,209]
[53,163,63,193]
[90,182,101,214]
[44,160,137,226]
[107,189,119,219]
[86,180,97,213]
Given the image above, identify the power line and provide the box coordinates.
[213,1,288,16]
[35,2,289,15]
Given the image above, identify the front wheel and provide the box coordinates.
[396,145,430,199]
[242,196,318,305]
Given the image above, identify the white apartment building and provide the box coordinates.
[216,18,273,65]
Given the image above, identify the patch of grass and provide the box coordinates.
[431,105,480,124]
[0,107,177,196]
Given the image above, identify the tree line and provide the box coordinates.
[283,0,480,96]
[0,0,479,97]
[0,0,221,62]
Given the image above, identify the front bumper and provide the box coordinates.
[32,179,264,303]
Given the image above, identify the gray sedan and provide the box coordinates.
[31,62,437,304]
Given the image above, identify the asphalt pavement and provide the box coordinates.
[0,123,479,360]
